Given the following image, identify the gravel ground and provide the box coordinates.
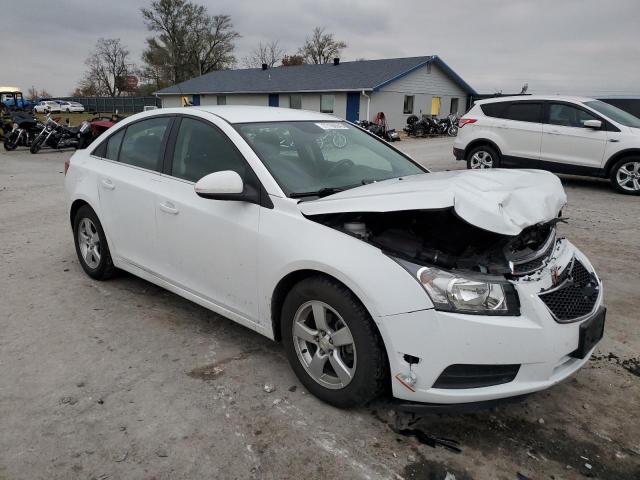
[1,139,639,480]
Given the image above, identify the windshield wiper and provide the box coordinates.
[289,187,347,198]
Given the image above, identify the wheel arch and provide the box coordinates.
[464,138,502,159]
[270,269,377,343]
[69,198,99,227]
[603,149,640,176]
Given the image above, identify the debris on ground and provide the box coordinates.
[154,448,168,458]
[263,384,276,393]
[60,396,78,405]
[397,429,462,454]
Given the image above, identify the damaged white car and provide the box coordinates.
[64,106,606,408]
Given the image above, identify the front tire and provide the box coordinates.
[281,276,387,408]
[29,134,44,154]
[466,145,499,169]
[610,157,640,195]
[73,205,116,280]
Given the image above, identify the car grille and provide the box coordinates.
[538,258,600,322]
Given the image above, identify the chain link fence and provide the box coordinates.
[56,96,161,113]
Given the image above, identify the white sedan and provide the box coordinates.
[64,106,605,408]
[33,100,61,113]
[57,101,85,113]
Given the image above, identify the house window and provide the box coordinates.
[403,95,414,114]
[217,95,226,105]
[320,94,334,113]
[450,98,459,114]
[431,96,441,116]
[290,94,302,109]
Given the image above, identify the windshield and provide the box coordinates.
[584,100,640,128]
[236,121,425,197]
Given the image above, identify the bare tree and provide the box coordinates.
[281,54,305,67]
[27,87,52,100]
[242,40,285,68]
[142,0,239,83]
[76,38,132,97]
[298,27,347,64]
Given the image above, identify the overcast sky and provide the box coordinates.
[2,0,639,97]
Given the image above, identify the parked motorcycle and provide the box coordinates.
[77,114,123,149]
[356,112,400,142]
[30,116,92,154]
[404,113,459,137]
[3,112,42,151]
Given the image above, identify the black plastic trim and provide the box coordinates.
[500,155,606,177]
[432,364,521,389]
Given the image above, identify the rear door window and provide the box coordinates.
[502,102,543,123]
[118,117,171,171]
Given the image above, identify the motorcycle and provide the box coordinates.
[3,112,42,151]
[30,115,92,154]
[79,113,124,149]
[441,113,459,137]
[356,112,401,142]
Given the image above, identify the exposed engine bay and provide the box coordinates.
[309,208,561,275]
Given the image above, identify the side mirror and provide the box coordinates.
[584,119,602,129]
[194,170,244,199]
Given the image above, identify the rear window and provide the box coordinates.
[480,101,508,118]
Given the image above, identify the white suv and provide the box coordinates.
[454,95,640,195]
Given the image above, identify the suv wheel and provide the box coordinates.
[281,276,387,408]
[467,145,499,169]
[610,157,640,195]
[73,205,117,280]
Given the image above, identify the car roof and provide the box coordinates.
[192,105,339,124]
[476,95,597,105]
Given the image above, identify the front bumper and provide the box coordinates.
[375,240,604,404]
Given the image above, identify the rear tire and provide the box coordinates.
[466,144,499,169]
[609,157,640,195]
[281,276,388,408]
[3,132,18,151]
[73,205,117,280]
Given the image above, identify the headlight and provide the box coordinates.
[397,259,520,315]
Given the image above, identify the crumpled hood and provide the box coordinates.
[298,169,567,236]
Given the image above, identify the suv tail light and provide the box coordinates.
[458,118,477,128]
[64,159,70,176]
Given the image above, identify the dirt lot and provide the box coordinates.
[1,138,639,480]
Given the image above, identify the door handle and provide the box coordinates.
[159,201,179,215]
[100,178,115,190]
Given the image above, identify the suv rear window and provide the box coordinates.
[480,101,509,118]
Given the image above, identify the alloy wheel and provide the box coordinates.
[77,218,101,269]
[616,161,640,192]
[292,300,356,389]
[470,150,493,168]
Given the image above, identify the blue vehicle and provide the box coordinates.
[1,87,34,113]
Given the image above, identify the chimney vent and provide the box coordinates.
[261,63,268,71]
[333,58,340,66]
